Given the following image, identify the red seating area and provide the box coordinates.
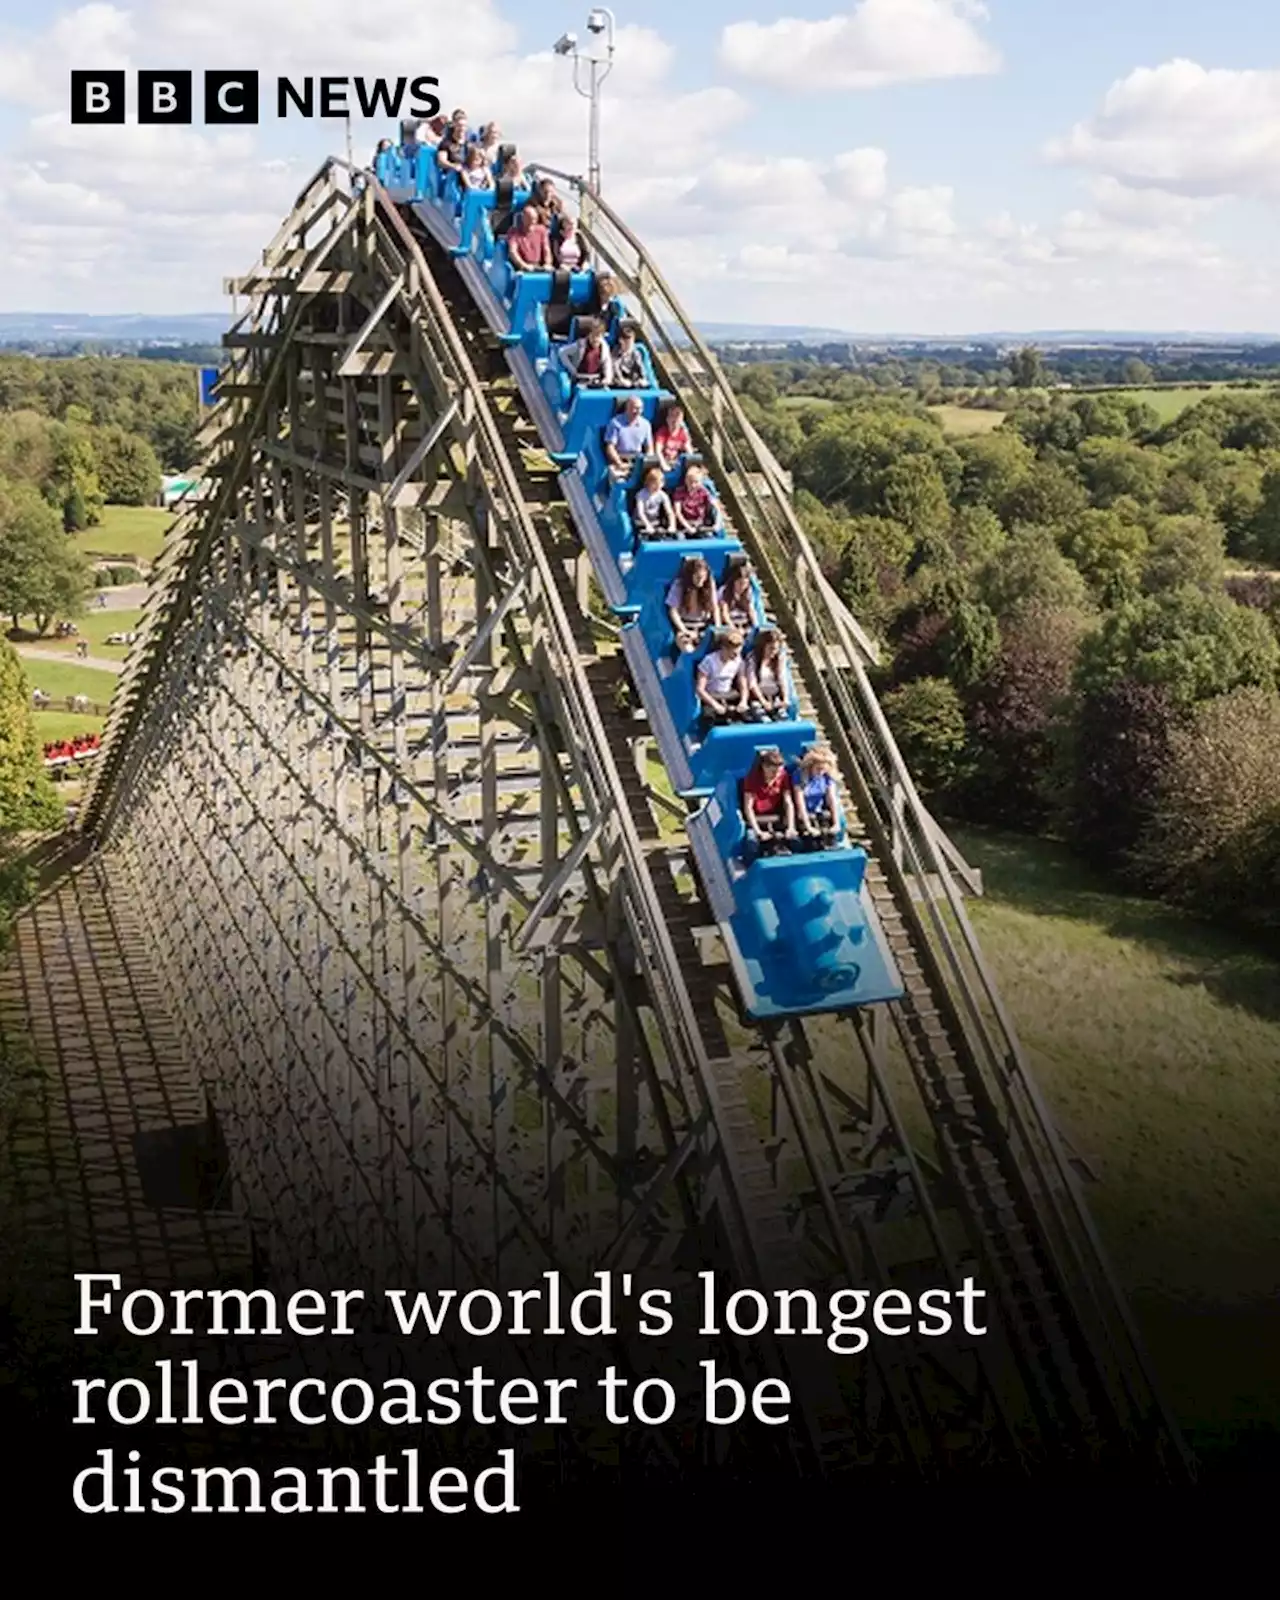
[43,732,101,765]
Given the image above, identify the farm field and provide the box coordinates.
[927,403,1006,436]
[76,504,174,568]
[953,825,1280,1459]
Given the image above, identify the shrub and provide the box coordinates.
[93,565,142,587]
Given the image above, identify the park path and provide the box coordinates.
[92,583,149,611]
[15,643,123,675]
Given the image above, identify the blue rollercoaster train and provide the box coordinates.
[373,133,903,1022]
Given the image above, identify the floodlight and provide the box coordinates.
[553,32,577,55]
[587,9,608,31]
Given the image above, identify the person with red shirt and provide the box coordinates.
[507,204,553,270]
[673,462,721,534]
[742,748,796,856]
[654,403,692,468]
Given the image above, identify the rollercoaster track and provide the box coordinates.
[72,155,1191,1479]
[394,181,1188,1475]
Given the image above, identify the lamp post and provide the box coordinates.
[553,8,616,201]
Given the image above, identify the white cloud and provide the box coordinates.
[1045,60,1280,200]
[0,5,1276,332]
[719,0,1000,92]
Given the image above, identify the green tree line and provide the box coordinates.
[0,355,200,473]
[0,366,184,632]
[743,385,1280,939]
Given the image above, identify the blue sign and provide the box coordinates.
[198,365,220,408]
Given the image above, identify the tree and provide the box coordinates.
[0,477,92,632]
[63,485,88,532]
[93,424,161,506]
[998,460,1090,530]
[792,408,961,518]
[939,598,1001,690]
[882,455,952,534]
[1074,436,1166,507]
[49,419,103,528]
[975,526,1091,623]
[1063,679,1182,870]
[946,504,1007,569]
[1058,508,1149,607]
[882,678,970,796]
[1076,585,1280,709]
[956,605,1084,829]
[830,512,914,632]
[1141,515,1225,595]
[1009,346,1044,389]
[1247,464,1280,565]
[1121,356,1153,386]
[953,431,1035,511]
[1132,686,1280,930]
[0,641,61,838]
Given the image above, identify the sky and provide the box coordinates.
[0,0,1277,333]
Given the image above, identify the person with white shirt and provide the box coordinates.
[632,464,674,536]
[695,629,748,723]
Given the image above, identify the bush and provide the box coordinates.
[882,677,970,796]
[0,643,61,838]
[93,565,142,587]
[1132,686,1280,931]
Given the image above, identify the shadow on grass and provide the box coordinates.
[951,824,1280,1028]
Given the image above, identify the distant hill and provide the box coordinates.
[0,312,226,344]
[2,312,1276,352]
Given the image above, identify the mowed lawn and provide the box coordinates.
[952,826,1280,1455]
[76,504,174,567]
[13,607,143,663]
[18,657,117,709]
[34,709,104,742]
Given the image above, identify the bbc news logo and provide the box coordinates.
[70,71,441,126]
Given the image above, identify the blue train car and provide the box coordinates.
[379,125,904,1019]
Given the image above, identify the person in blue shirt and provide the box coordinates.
[604,395,654,479]
[792,746,841,846]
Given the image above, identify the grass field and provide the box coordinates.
[928,403,1007,437]
[953,825,1280,1453]
[33,710,104,742]
[777,395,838,411]
[1114,386,1231,423]
[76,504,174,567]
[18,657,117,707]
[13,608,143,663]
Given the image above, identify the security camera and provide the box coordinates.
[553,31,577,54]
[587,9,608,32]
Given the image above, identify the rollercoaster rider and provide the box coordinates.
[397,109,828,872]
